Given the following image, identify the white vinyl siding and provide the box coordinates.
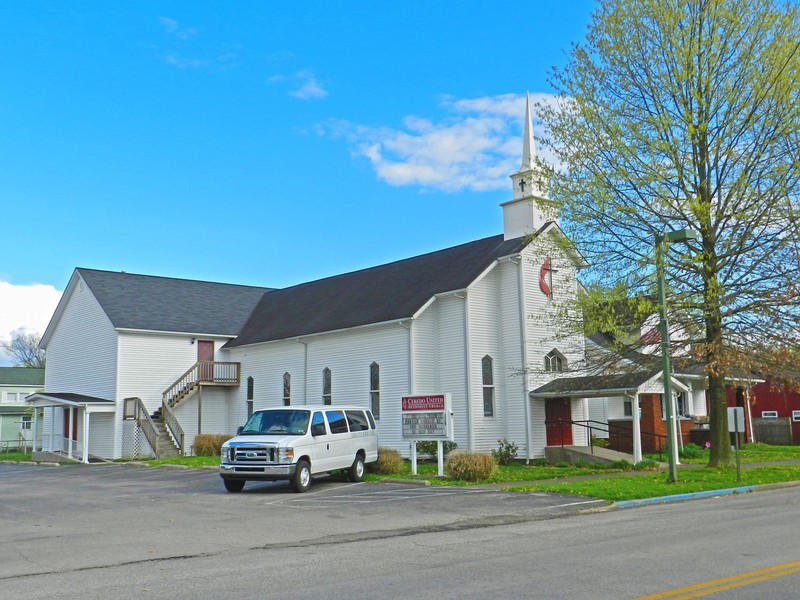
[117,332,233,458]
[230,325,409,450]
[44,275,118,400]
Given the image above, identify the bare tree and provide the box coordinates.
[2,331,46,368]
[539,0,800,467]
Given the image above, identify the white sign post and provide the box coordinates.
[401,394,453,476]
[728,407,744,483]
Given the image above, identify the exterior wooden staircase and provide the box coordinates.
[129,361,241,458]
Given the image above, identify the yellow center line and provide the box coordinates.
[636,560,800,600]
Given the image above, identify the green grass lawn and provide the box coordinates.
[511,465,800,501]
[646,442,800,465]
[0,452,31,462]
[136,455,219,468]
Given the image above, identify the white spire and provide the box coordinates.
[520,91,537,171]
[502,91,558,240]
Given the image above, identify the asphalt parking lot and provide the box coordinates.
[0,462,604,582]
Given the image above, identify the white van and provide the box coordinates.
[219,406,378,493]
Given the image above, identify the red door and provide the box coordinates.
[545,397,573,446]
[197,340,214,381]
[63,407,78,442]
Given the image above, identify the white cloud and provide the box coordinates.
[0,282,62,365]
[158,16,198,40]
[320,93,560,193]
[269,70,328,100]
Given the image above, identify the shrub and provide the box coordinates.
[591,435,609,448]
[531,458,549,467]
[415,440,458,457]
[491,438,518,465]
[633,459,658,470]
[445,451,496,482]
[369,447,404,475]
[680,443,705,459]
[193,434,231,456]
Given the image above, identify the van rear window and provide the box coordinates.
[345,410,369,431]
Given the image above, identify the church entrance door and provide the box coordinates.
[545,397,572,446]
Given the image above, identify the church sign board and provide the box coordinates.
[401,394,453,441]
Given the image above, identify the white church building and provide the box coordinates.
[29,97,597,463]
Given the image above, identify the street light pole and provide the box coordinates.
[655,228,700,483]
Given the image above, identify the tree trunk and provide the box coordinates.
[705,284,734,467]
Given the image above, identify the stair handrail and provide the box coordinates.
[129,396,160,457]
[545,418,667,461]
[162,362,242,409]
[161,400,185,456]
[163,363,201,408]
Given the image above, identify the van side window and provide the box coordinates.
[311,411,327,436]
[345,410,369,431]
[326,410,348,434]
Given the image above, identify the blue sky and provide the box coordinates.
[0,0,595,363]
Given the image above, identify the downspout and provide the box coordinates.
[457,292,474,450]
[515,256,533,461]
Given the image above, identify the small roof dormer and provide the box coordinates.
[501,92,559,240]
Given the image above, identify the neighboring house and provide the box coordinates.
[0,367,44,450]
[30,97,599,463]
[728,380,800,444]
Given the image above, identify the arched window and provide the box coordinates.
[482,355,494,417]
[322,368,332,405]
[545,350,566,373]
[282,372,291,406]
[369,362,380,419]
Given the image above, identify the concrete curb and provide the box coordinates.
[613,478,800,509]
[614,486,757,508]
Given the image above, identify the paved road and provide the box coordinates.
[1,462,799,599]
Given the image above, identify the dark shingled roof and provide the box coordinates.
[77,268,274,336]
[228,234,529,347]
[0,367,45,386]
[531,370,661,397]
[31,392,114,404]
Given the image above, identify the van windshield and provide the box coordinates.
[240,410,310,435]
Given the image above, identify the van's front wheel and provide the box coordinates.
[348,454,365,482]
[224,479,245,493]
[291,460,311,493]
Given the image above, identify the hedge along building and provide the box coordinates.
[29,96,590,462]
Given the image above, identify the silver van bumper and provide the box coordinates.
[219,463,295,480]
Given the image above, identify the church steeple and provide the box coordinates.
[511,91,546,201]
[502,92,558,240]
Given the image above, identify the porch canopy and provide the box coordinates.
[26,392,116,463]
[530,369,689,463]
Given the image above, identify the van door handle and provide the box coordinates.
[327,443,330,450]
